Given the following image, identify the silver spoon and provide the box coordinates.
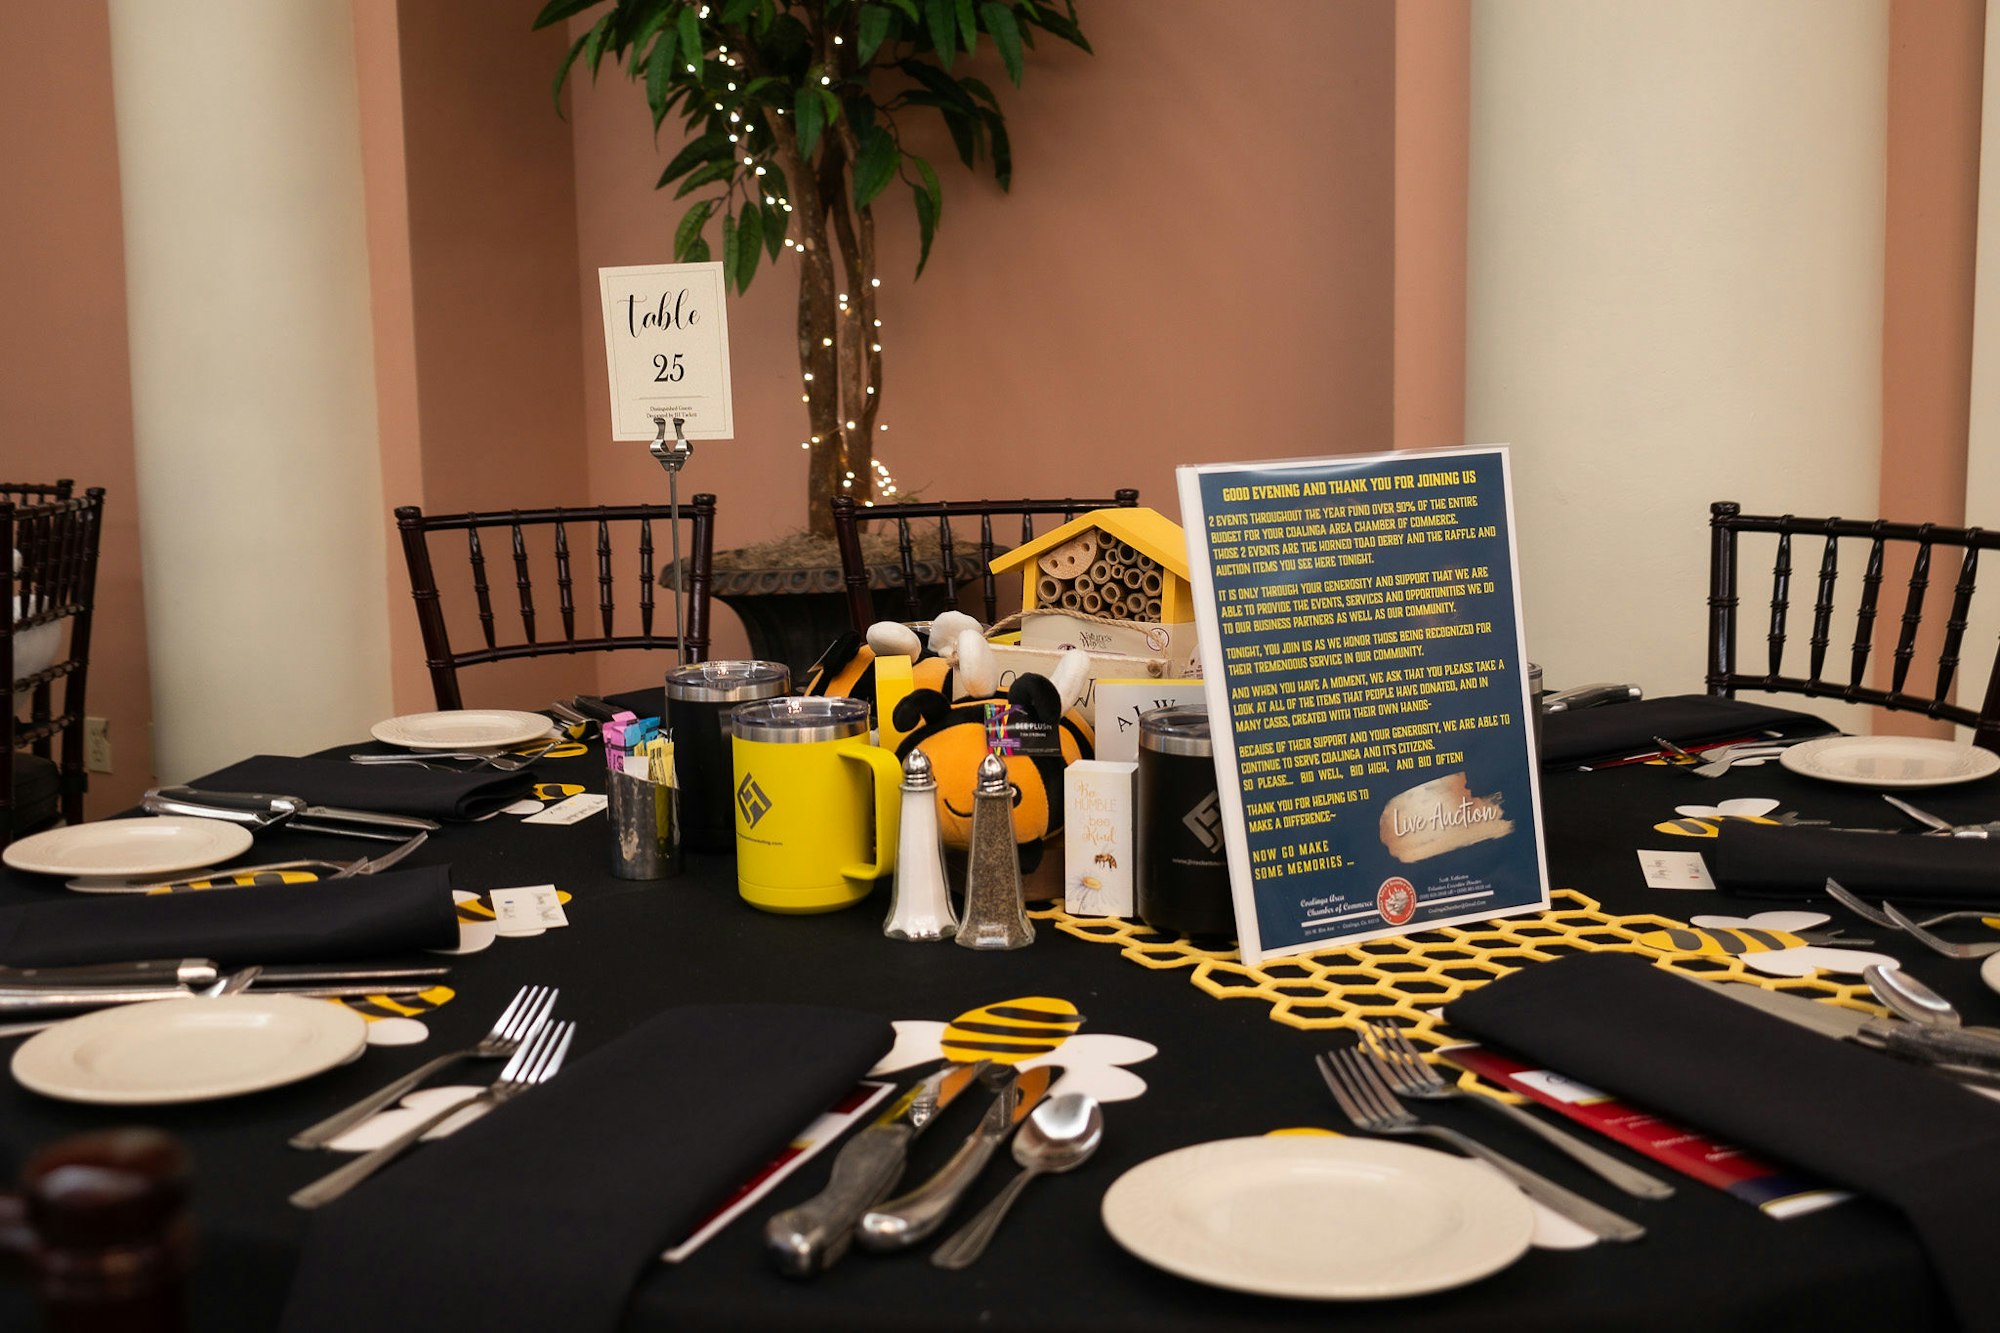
[930,1092,1103,1269]
[1864,963,2000,1038]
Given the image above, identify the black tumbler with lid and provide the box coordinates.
[664,660,791,851]
[1137,705,1236,941]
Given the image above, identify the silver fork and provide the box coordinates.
[289,984,558,1149]
[291,1019,576,1209]
[1882,904,2000,960]
[1365,1022,1673,1199]
[1315,1049,1645,1242]
[1823,878,2000,932]
[349,739,560,772]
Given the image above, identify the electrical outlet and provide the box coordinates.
[84,717,112,774]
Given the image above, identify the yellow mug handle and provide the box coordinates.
[835,740,903,893]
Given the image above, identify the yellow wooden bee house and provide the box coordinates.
[989,506,1193,624]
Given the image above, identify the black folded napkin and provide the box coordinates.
[194,754,532,821]
[281,1003,892,1333]
[1538,694,1834,768]
[0,865,458,967]
[1447,953,2000,1327]
[601,685,664,719]
[1712,821,2000,906]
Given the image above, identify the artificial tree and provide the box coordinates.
[538,0,1090,539]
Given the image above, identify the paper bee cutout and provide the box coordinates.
[1636,910,1895,977]
[872,994,1156,1103]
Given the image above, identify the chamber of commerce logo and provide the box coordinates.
[1182,791,1223,852]
[737,773,771,827]
[1376,876,1417,927]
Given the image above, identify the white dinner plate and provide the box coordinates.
[2,817,254,879]
[1980,951,2000,997]
[370,709,554,752]
[12,995,367,1105]
[1777,735,2000,789]
[1099,1136,1534,1301]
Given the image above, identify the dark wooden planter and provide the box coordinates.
[705,554,982,680]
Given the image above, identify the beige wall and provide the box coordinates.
[1467,0,1890,720]
[0,0,152,817]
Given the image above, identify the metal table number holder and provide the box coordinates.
[650,414,696,670]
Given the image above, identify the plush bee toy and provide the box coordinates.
[801,610,982,705]
[889,635,1095,874]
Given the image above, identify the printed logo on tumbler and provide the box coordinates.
[737,774,772,827]
[1182,791,1223,853]
[1376,876,1417,927]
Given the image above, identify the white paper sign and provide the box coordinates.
[598,262,734,440]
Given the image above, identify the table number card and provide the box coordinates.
[1178,447,1550,964]
[598,262,735,440]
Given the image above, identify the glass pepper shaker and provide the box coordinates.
[955,752,1034,950]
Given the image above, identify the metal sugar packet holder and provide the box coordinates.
[650,413,695,669]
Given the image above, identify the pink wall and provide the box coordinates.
[569,2,1406,660]
[0,0,153,818]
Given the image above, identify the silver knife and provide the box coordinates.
[1709,980,2000,1072]
[764,1060,990,1277]
[857,1064,1053,1251]
[147,787,441,834]
[0,981,436,1014]
[0,960,448,989]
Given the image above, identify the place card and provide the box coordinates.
[1065,761,1137,917]
[489,885,570,936]
[523,792,609,825]
[1178,447,1548,964]
[598,262,734,440]
[1637,849,1716,891]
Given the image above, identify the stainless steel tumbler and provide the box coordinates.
[664,660,791,852]
[1136,705,1235,941]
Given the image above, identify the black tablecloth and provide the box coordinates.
[0,731,1989,1331]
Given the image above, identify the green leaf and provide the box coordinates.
[912,153,941,209]
[735,206,764,291]
[721,0,757,22]
[958,75,1000,109]
[675,199,715,260]
[721,211,740,286]
[819,86,843,125]
[684,236,711,263]
[955,0,977,52]
[857,4,893,64]
[851,125,898,209]
[552,29,591,111]
[923,0,955,66]
[656,131,731,188]
[676,5,703,81]
[980,3,1023,84]
[671,157,735,198]
[762,200,787,258]
[645,27,681,128]
[532,0,603,31]
[899,59,980,112]
[985,110,1011,189]
[940,107,979,169]
[910,179,939,277]
[583,12,614,76]
[885,0,920,20]
[795,84,826,158]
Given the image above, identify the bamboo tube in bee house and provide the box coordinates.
[1060,588,1085,610]
[1120,566,1144,589]
[1125,591,1149,617]
[1037,574,1065,605]
[1141,570,1164,596]
[1089,560,1114,586]
[1080,588,1104,615]
[1144,596,1163,618]
[1131,550,1157,571]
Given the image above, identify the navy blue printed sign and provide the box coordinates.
[1176,448,1549,964]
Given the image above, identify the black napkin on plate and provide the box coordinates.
[1447,953,2000,1327]
[194,754,532,821]
[1538,694,1835,768]
[1711,821,2000,906]
[0,865,458,967]
[281,1003,892,1333]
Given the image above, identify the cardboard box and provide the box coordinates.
[1091,678,1209,764]
[1065,760,1136,917]
[986,642,1179,730]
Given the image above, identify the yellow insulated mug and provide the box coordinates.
[730,696,903,914]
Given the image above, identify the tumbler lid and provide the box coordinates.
[1139,704,1213,757]
[730,695,868,743]
[666,660,791,703]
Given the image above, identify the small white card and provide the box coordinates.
[1091,678,1210,765]
[488,885,570,937]
[523,793,609,825]
[1066,760,1137,917]
[1636,849,1716,891]
[598,262,734,440]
